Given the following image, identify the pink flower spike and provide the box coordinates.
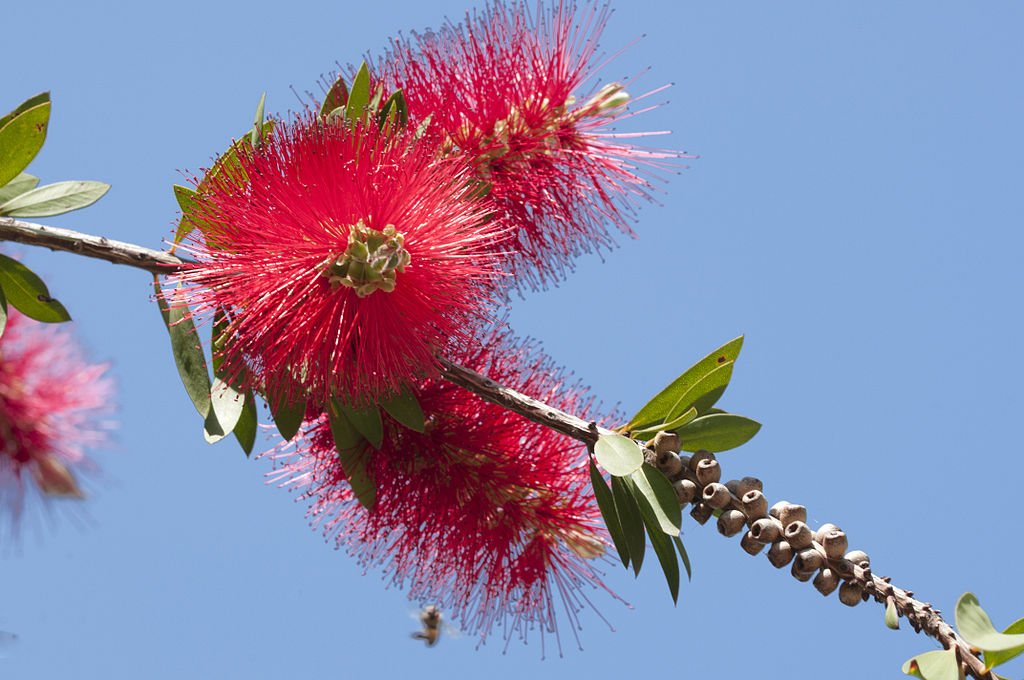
[378,0,682,289]
[175,114,508,408]
[0,310,113,539]
[266,331,623,654]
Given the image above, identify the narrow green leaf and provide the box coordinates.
[589,460,630,568]
[232,388,258,456]
[594,434,643,476]
[346,62,371,121]
[885,598,900,629]
[676,413,762,452]
[0,285,7,339]
[673,535,692,581]
[338,401,384,449]
[901,649,960,680]
[414,114,432,141]
[378,89,408,128]
[270,392,306,442]
[665,361,734,421]
[380,387,426,433]
[983,617,1024,668]
[631,406,697,440]
[250,92,266,147]
[0,172,39,203]
[956,593,1024,654]
[172,184,200,245]
[0,253,70,323]
[0,94,50,185]
[327,398,363,449]
[611,475,645,576]
[204,377,244,443]
[320,76,349,118]
[629,463,682,535]
[0,180,109,217]
[337,444,376,510]
[634,485,680,603]
[627,336,744,431]
[153,280,212,418]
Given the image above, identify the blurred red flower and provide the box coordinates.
[176,115,507,407]
[0,311,112,537]
[267,332,619,653]
[377,0,677,288]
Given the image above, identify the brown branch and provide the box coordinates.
[0,218,991,678]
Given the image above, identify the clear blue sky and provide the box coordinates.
[3,2,1022,678]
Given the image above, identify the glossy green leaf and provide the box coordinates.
[901,649,961,680]
[172,184,200,245]
[232,388,258,456]
[676,413,762,452]
[629,463,681,535]
[337,444,376,510]
[589,460,630,568]
[0,93,50,186]
[338,401,383,449]
[0,180,109,217]
[627,336,744,431]
[983,617,1024,668]
[204,377,245,443]
[886,598,900,629]
[673,535,692,581]
[666,361,733,421]
[631,406,697,440]
[327,398,363,449]
[594,434,643,476]
[346,62,371,122]
[0,253,70,323]
[250,92,266,147]
[611,475,645,576]
[320,76,349,118]
[204,121,275,186]
[378,89,408,128]
[956,593,1024,654]
[270,392,306,442]
[634,482,680,603]
[0,285,7,339]
[153,280,212,418]
[380,387,426,433]
[0,172,39,204]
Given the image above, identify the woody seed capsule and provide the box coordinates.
[690,503,713,525]
[702,482,732,510]
[814,568,840,596]
[838,582,863,607]
[688,449,715,472]
[784,521,814,550]
[794,548,823,573]
[821,530,849,561]
[844,550,870,569]
[740,532,765,556]
[735,477,763,497]
[749,518,780,544]
[791,558,816,582]
[770,501,807,527]
[740,490,768,519]
[815,523,839,543]
[767,540,794,568]
[695,458,721,485]
[650,431,680,455]
[673,478,698,505]
[656,450,684,478]
[725,479,741,495]
[717,509,746,537]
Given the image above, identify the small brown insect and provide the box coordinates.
[411,605,443,647]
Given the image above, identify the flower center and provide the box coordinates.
[324,220,412,298]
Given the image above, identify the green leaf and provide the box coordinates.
[337,444,376,510]
[378,89,408,128]
[250,92,266,147]
[956,593,1024,655]
[0,284,7,339]
[270,392,306,442]
[901,649,961,680]
[153,280,212,418]
[631,406,697,440]
[589,460,630,568]
[337,401,383,449]
[232,388,258,456]
[346,62,371,121]
[886,598,900,630]
[204,377,245,443]
[629,463,681,535]
[0,253,70,323]
[633,481,680,603]
[627,336,744,431]
[611,475,645,576]
[594,434,643,476]
[327,398,363,449]
[0,93,50,186]
[0,172,39,204]
[172,184,200,245]
[0,180,109,217]
[320,76,349,118]
[983,617,1024,668]
[665,361,733,421]
[675,413,762,452]
[413,114,432,141]
[380,387,426,433]
[673,535,692,581]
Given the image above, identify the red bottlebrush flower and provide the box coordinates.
[0,311,112,538]
[175,114,507,407]
[376,0,678,288]
[267,332,620,654]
